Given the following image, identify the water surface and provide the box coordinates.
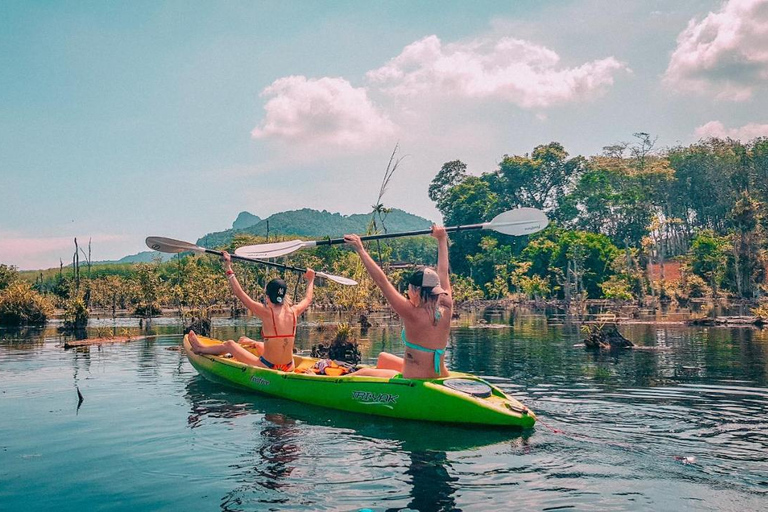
[1,312,767,511]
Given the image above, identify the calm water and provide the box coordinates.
[1,311,767,511]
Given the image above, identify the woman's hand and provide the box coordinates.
[221,251,232,269]
[431,225,448,242]
[344,234,364,253]
[304,268,316,282]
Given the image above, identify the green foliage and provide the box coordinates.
[559,158,674,247]
[62,295,89,329]
[429,160,468,208]
[608,249,646,300]
[89,275,137,314]
[0,281,54,325]
[439,176,498,226]
[450,275,484,303]
[518,275,551,300]
[667,138,749,233]
[168,255,230,321]
[0,264,19,291]
[677,272,710,300]
[465,237,515,292]
[437,176,500,275]
[690,229,730,292]
[752,303,768,318]
[134,263,163,317]
[490,142,586,212]
[599,276,634,301]
[522,228,620,299]
[726,192,767,298]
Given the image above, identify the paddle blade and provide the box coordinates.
[485,208,549,236]
[145,236,205,254]
[317,272,358,286]
[235,240,309,259]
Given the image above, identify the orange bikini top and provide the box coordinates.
[261,307,297,339]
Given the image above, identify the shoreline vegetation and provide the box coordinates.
[3,134,768,332]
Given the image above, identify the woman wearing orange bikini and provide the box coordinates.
[188,251,315,372]
[345,225,453,379]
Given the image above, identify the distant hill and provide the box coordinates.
[93,208,433,265]
[232,211,261,230]
[196,208,433,248]
[94,251,174,265]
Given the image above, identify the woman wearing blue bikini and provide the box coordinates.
[188,251,315,372]
[345,226,453,379]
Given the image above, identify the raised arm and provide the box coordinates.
[291,268,315,316]
[344,234,413,317]
[432,225,452,297]
[222,251,268,316]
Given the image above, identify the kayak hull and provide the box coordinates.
[183,335,536,429]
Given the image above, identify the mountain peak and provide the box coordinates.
[232,211,262,230]
[197,208,433,247]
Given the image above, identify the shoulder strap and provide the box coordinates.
[270,307,278,337]
[262,306,295,339]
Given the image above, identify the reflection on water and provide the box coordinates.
[1,310,768,511]
[400,451,458,512]
[182,375,522,510]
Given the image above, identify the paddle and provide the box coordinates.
[144,236,358,286]
[234,207,549,259]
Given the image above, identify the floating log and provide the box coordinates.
[64,336,147,348]
[686,316,765,327]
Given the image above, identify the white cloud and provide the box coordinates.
[365,35,629,108]
[251,76,397,149]
[695,120,768,140]
[664,0,768,101]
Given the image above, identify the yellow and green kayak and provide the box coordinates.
[183,335,536,429]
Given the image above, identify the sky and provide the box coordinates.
[2,0,768,270]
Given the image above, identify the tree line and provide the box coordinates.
[430,134,768,303]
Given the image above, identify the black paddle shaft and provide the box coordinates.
[202,248,309,274]
[316,223,485,246]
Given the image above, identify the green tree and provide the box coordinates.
[751,138,768,207]
[522,228,620,299]
[429,160,468,209]
[726,192,766,298]
[437,176,500,276]
[0,264,18,291]
[667,138,748,234]
[135,263,163,317]
[689,229,730,295]
[559,147,676,249]
[490,142,586,214]
[465,237,515,293]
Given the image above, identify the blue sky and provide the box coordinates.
[2,0,768,269]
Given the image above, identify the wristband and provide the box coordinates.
[225,269,235,276]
